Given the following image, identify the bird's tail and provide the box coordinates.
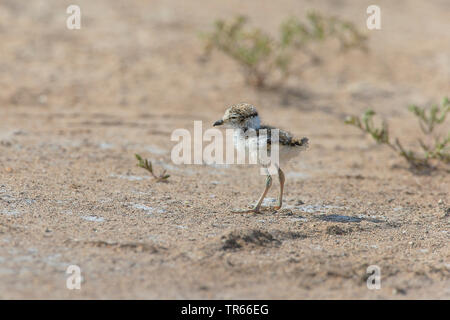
[293,137,309,151]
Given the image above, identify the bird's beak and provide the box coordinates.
[213,119,224,126]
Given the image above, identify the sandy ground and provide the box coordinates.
[0,0,449,299]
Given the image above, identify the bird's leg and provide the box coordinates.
[274,168,285,210]
[231,174,272,214]
[253,174,272,212]
[261,167,284,211]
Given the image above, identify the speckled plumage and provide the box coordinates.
[255,125,309,148]
[226,103,259,118]
[236,125,309,167]
[217,103,309,159]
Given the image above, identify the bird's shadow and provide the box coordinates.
[314,214,384,223]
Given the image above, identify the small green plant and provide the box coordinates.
[280,13,367,51]
[201,13,367,88]
[345,97,450,169]
[408,98,449,134]
[135,154,170,182]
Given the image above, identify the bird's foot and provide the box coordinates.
[231,207,261,214]
[231,205,281,214]
[264,205,281,211]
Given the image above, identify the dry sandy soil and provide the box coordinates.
[0,0,449,299]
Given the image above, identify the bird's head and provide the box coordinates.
[213,103,260,130]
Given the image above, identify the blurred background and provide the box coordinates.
[1,0,448,112]
[0,0,449,299]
